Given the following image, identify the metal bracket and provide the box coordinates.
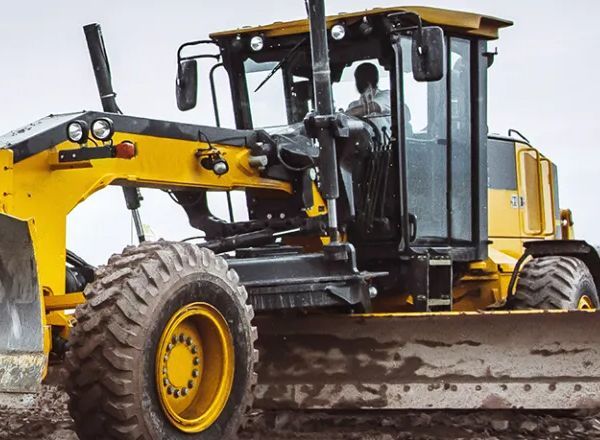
[58,146,114,163]
[303,112,351,139]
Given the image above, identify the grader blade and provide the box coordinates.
[254,311,600,410]
[0,214,45,393]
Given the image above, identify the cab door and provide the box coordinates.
[487,137,522,257]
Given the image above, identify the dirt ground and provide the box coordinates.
[2,384,600,440]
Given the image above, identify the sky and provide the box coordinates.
[0,0,598,264]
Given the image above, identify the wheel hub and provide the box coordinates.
[156,302,235,433]
[578,295,595,310]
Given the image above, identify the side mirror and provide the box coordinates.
[412,26,445,82]
[176,59,198,111]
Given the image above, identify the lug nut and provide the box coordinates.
[188,380,194,388]
[163,378,169,387]
[167,386,173,395]
[167,343,174,352]
[191,346,198,354]
[186,337,192,346]
[171,336,177,344]
[193,357,200,366]
[174,389,180,398]
[179,334,185,343]
[192,369,199,378]
[181,388,189,396]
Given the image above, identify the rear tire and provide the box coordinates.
[510,256,599,310]
[65,241,257,440]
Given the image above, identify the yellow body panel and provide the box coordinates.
[1,133,295,340]
[453,139,562,310]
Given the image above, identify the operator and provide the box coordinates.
[346,62,391,118]
[346,62,412,137]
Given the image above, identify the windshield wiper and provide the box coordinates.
[254,37,307,93]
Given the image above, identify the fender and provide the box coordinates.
[524,240,600,293]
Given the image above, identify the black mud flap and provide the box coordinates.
[0,214,45,393]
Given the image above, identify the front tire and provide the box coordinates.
[65,242,257,440]
[510,256,599,310]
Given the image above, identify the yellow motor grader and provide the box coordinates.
[1,2,599,439]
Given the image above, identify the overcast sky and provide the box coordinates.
[0,1,598,264]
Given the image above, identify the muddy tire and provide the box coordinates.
[510,256,599,310]
[65,241,257,440]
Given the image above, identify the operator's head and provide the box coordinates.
[354,62,379,94]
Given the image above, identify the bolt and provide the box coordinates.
[188,380,194,388]
[163,378,169,387]
[186,337,192,346]
[164,355,169,362]
[163,368,167,374]
[179,334,185,343]
[193,357,200,366]
[171,336,177,344]
[181,388,189,396]
[167,343,174,352]
[167,387,173,395]
[174,389,180,398]
[191,346,198,354]
[192,369,199,378]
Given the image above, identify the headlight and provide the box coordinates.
[91,118,114,141]
[250,35,264,52]
[331,24,346,41]
[66,120,89,143]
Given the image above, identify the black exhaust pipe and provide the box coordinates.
[83,23,121,114]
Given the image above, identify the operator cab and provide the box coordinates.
[176,7,513,311]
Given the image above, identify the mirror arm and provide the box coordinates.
[177,39,220,63]
[180,53,221,62]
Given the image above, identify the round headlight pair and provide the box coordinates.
[66,117,114,144]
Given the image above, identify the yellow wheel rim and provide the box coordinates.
[156,302,235,433]
[578,295,595,310]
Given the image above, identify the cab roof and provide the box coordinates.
[210,6,513,41]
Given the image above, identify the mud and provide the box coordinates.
[1,384,600,439]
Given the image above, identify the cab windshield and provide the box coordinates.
[243,39,392,130]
